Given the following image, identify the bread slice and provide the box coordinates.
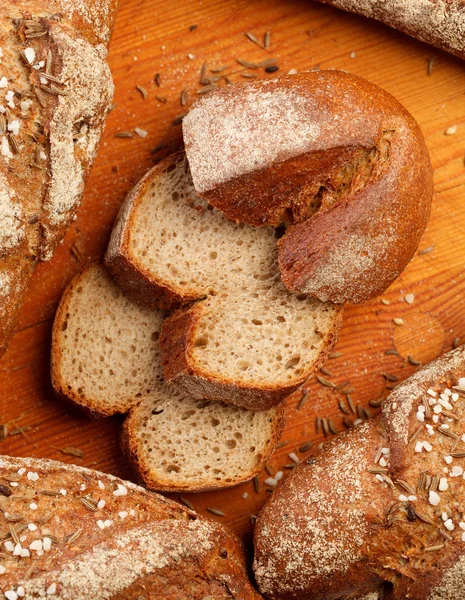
[51,262,163,417]
[0,455,261,599]
[106,152,343,410]
[51,263,283,491]
[123,391,284,492]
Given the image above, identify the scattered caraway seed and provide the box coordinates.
[265,65,279,73]
[264,463,273,476]
[445,125,457,135]
[299,441,312,453]
[418,245,435,255]
[369,397,383,408]
[383,373,399,382]
[196,84,218,94]
[264,31,270,49]
[393,318,404,326]
[317,375,335,388]
[453,337,461,349]
[236,58,260,69]
[53,446,83,458]
[328,419,338,434]
[328,352,343,358]
[70,242,84,262]
[65,528,83,545]
[335,380,350,392]
[260,58,278,68]
[180,89,188,106]
[315,416,322,433]
[136,85,148,99]
[0,425,7,441]
[347,395,356,414]
[338,398,350,414]
[246,32,260,45]
[206,508,225,516]
[425,544,445,552]
[276,440,289,449]
[343,417,354,428]
[427,57,435,75]
[321,418,329,437]
[320,366,332,377]
[297,390,309,410]
[385,348,400,356]
[409,425,424,443]
[179,496,195,511]
[9,426,32,436]
[343,387,355,395]
[172,113,187,126]
[199,62,208,84]
[156,96,168,104]
[114,132,134,138]
[254,475,259,493]
[408,355,422,366]
[154,73,161,86]
[284,463,296,469]
[356,405,364,419]
[241,73,257,78]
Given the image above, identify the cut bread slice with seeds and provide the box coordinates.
[51,263,283,491]
[105,152,343,411]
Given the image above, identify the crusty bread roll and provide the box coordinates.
[182,71,433,304]
[0,0,117,358]
[316,0,465,62]
[254,346,465,600]
[0,455,262,599]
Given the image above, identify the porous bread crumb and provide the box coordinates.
[320,0,465,58]
[0,174,24,254]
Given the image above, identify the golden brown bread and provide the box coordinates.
[0,455,262,599]
[0,0,117,359]
[182,71,433,304]
[254,346,465,600]
[316,0,465,62]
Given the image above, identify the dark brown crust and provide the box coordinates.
[253,346,465,600]
[183,71,433,304]
[121,401,286,493]
[160,301,343,411]
[316,0,465,62]
[0,455,262,599]
[105,152,200,311]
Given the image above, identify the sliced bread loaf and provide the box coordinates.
[105,153,343,410]
[51,263,283,491]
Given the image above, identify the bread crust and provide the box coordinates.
[316,0,465,61]
[121,400,285,493]
[183,71,433,304]
[0,454,261,599]
[160,299,343,411]
[253,346,465,600]
[0,0,117,359]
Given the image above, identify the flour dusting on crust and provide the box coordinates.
[0,174,24,255]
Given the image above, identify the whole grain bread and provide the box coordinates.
[51,263,284,492]
[105,152,343,411]
[182,71,433,304]
[316,0,465,62]
[253,346,465,600]
[0,454,262,599]
[0,0,117,359]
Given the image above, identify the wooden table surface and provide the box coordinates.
[1,0,465,552]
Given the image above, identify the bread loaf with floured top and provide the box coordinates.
[0,0,117,359]
[254,346,465,600]
[105,152,343,411]
[182,71,433,304]
[0,454,262,599]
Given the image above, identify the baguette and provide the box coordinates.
[0,454,261,599]
[182,71,433,304]
[0,0,117,358]
[106,152,343,411]
[253,346,465,600]
[316,0,465,62]
[51,263,284,492]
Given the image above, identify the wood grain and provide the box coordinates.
[1,0,465,550]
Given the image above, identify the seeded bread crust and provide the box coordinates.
[0,0,116,360]
[0,455,261,599]
[316,0,465,62]
[182,71,433,304]
[160,300,342,411]
[254,346,465,600]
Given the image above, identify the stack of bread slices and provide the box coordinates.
[51,71,432,493]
